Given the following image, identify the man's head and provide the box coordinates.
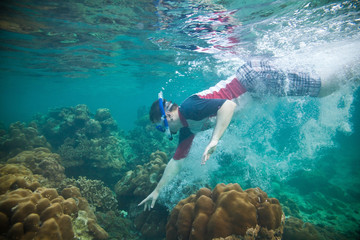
[149,99,178,123]
[149,94,180,140]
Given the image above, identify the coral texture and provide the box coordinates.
[166,183,285,240]
[96,210,142,240]
[59,176,118,212]
[7,147,66,184]
[34,104,117,148]
[0,122,50,161]
[125,113,177,165]
[114,151,167,198]
[0,164,108,240]
[33,104,127,182]
[0,187,76,239]
[0,163,43,195]
[132,204,169,240]
[282,217,321,240]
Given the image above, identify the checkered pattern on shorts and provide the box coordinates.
[236,60,321,97]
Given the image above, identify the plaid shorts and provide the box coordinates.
[236,60,321,97]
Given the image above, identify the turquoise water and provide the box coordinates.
[1,0,360,239]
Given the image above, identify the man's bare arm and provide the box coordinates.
[138,158,184,210]
[202,100,236,164]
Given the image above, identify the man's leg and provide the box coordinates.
[317,62,359,97]
[237,60,321,97]
[318,73,341,97]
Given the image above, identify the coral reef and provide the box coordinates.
[113,151,170,240]
[287,169,347,201]
[0,163,43,195]
[0,122,51,162]
[282,217,322,240]
[0,187,76,240]
[7,147,66,184]
[114,151,168,198]
[34,104,116,148]
[275,168,360,239]
[132,205,169,240]
[125,113,177,166]
[59,176,118,212]
[57,135,125,171]
[32,104,129,183]
[282,216,349,240]
[96,210,142,240]
[0,163,108,240]
[61,186,108,239]
[166,183,285,240]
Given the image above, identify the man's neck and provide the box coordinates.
[177,108,188,128]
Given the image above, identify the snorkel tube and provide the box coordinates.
[157,91,173,140]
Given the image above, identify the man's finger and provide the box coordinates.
[138,197,148,206]
[151,198,156,208]
[201,155,206,165]
[201,155,207,165]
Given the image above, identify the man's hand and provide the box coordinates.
[201,140,218,165]
[138,190,159,211]
[202,100,236,165]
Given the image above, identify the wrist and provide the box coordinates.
[153,187,160,194]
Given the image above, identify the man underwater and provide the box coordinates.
[138,59,354,211]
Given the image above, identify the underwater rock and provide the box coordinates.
[0,121,51,161]
[166,183,285,240]
[7,147,66,184]
[114,151,167,198]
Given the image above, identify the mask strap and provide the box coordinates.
[158,91,173,140]
[165,102,173,112]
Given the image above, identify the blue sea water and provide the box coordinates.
[1,0,360,239]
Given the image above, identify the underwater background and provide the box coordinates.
[1,0,360,239]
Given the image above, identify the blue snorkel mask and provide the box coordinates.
[156,91,173,141]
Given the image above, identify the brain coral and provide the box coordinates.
[166,183,285,240]
[0,163,43,195]
[7,147,66,184]
[0,187,76,240]
[0,163,108,240]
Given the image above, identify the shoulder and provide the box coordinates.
[179,95,200,119]
[180,95,200,108]
[180,95,226,121]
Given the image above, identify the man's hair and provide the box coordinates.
[149,99,178,123]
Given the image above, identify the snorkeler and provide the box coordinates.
[138,59,350,211]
